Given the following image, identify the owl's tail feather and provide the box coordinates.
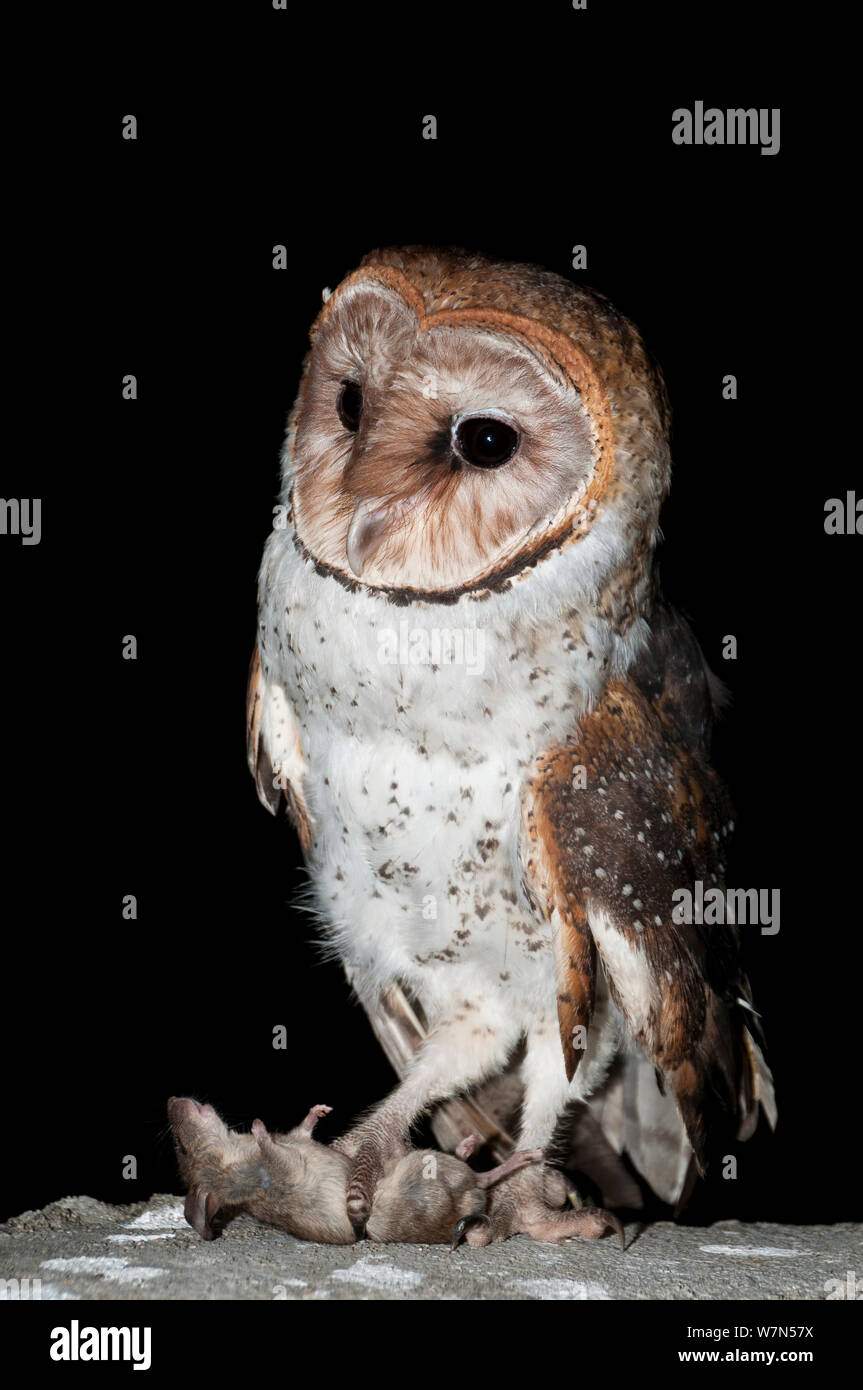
[585,1024,777,1212]
[738,1027,778,1139]
[587,1048,695,1208]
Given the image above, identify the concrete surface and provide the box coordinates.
[1,1194,859,1300]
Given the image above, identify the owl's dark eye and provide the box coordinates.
[337,380,363,432]
[454,416,520,469]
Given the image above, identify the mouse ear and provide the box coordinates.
[184,1187,221,1240]
[251,1118,272,1149]
[252,1119,279,1162]
[252,1120,304,1179]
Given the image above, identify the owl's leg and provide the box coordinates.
[461,1022,625,1248]
[335,1003,521,1231]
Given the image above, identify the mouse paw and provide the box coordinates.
[300,1103,333,1135]
[454,1133,481,1161]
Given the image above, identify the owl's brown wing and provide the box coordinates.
[520,606,775,1187]
[246,645,312,851]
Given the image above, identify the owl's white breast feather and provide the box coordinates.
[256,513,649,1102]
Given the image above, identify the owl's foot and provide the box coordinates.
[458,1164,625,1249]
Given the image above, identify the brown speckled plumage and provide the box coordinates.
[522,603,748,1172]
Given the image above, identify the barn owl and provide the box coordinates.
[247,247,776,1245]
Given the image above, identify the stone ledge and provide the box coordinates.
[1,1195,860,1301]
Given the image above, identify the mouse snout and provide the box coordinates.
[168,1096,197,1126]
[168,1097,218,1126]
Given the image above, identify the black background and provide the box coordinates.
[2,4,857,1228]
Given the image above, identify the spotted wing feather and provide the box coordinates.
[246,645,312,850]
[521,606,773,1180]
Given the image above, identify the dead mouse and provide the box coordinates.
[168,1097,355,1244]
[253,1112,542,1247]
[167,1096,542,1248]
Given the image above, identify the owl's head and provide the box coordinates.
[285,247,670,598]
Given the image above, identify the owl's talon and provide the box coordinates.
[450,1217,469,1251]
[450,1214,491,1251]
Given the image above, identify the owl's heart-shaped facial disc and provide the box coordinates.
[287,264,616,594]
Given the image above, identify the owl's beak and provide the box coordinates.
[345,496,417,578]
